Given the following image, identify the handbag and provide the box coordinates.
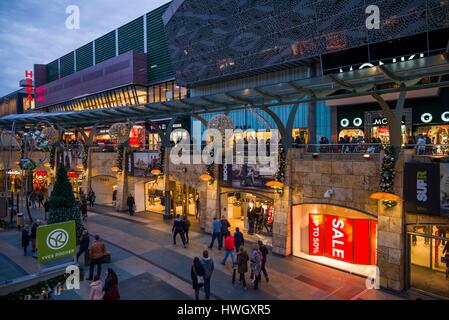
[193,266,204,286]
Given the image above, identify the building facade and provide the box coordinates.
[1,0,449,298]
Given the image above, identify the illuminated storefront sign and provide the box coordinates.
[25,70,34,102]
[308,213,377,265]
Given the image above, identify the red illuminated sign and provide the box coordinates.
[25,70,34,101]
[309,213,377,265]
[309,214,324,256]
[324,215,353,263]
[67,172,79,179]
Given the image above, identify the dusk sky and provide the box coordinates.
[0,0,171,97]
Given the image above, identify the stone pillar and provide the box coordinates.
[204,181,219,234]
[164,147,172,219]
[272,149,293,255]
[377,151,405,291]
[115,147,128,211]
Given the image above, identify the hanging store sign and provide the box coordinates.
[308,214,377,265]
[404,163,441,215]
[25,70,34,102]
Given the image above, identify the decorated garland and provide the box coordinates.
[0,267,84,300]
[208,114,234,135]
[276,146,286,183]
[109,123,130,144]
[207,149,215,185]
[155,146,165,173]
[82,143,88,170]
[49,144,56,168]
[116,144,125,173]
[380,144,397,208]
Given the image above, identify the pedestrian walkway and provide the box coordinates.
[1,206,404,300]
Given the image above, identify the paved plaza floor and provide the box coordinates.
[0,205,406,300]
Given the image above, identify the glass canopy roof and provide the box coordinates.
[0,53,448,129]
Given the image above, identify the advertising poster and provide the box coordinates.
[221,163,276,190]
[309,214,324,256]
[324,215,353,264]
[37,220,76,264]
[440,163,449,216]
[404,163,440,215]
[133,152,159,177]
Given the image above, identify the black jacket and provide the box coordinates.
[30,223,38,239]
[21,230,30,247]
[220,219,230,234]
[191,264,205,290]
[172,218,185,233]
[234,231,244,247]
[260,245,269,261]
[80,234,90,251]
[127,197,135,207]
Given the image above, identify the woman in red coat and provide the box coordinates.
[103,268,120,300]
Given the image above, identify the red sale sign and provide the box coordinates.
[324,215,353,263]
[309,214,324,256]
[309,213,377,265]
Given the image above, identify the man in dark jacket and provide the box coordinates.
[258,240,269,282]
[77,230,90,262]
[126,194,135,216]
[30,220,42,254]
[182,215,191,244]
[220,215,230,245]
[21,225,30,256]
[234,227,245,253]
[172,214,186,248]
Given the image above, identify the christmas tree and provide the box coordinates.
[47,165,84,239]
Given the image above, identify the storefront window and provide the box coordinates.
[338,129,365,141]
[371,124,409,144]
[409,225,449,298]
[292,128,308,144]
[414,125,449,145]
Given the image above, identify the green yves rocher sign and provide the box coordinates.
[37,220,76,264]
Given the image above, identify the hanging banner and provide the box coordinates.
[404,163,440,215]
[37,220,76,264]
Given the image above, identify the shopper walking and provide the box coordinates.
[37,191,44,208]
[237,247,249,289]
[172,214,187,248]
[258,240,269,282]
[89,275,104,300]
[21,225,30,256]
[30,220,41,254]
[209,217,222,250]
[191,257,205,300]
[43,199,50,221]
[234,227,245,253]
[87,235,106,280]
[126,194,135,216]
[30,191,37,209]
[200,250,214,300]
[221,231,236,268]
[182,215,191,244]
[220,215,231,242]
[81,198,88,221]
[103,268,120,300]
[76,230,90,262]
[250,244,263,290]
[88,189,96,208]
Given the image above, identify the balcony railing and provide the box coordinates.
[303,143,382,154]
